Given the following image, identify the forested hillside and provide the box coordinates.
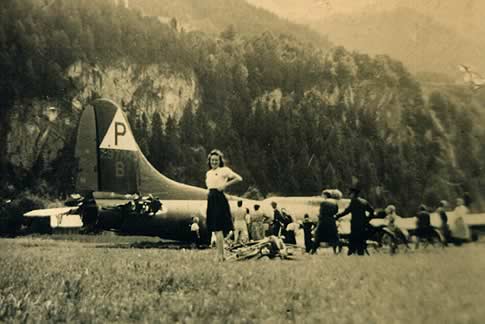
[1,0,483,214]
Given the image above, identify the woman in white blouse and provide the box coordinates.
[206,149,242,261]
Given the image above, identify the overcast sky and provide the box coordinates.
[246,0,484,45]
[247,0,482,27]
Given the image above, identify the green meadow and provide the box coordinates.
[1,235,484,323]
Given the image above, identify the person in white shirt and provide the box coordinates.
[233,200,248,244]
[384,204,409,246]
[248,204,265,240]
[450,198,471,243]
[205,149,242,262]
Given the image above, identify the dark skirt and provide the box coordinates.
[206,189,234,233]
[316,217,339,244]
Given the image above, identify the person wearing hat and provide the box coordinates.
[335,187,374,256]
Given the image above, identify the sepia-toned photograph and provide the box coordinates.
[1,0,484,322]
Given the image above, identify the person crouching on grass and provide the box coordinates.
[206,149,242,262]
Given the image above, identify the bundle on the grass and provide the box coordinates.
[226,236,289,261]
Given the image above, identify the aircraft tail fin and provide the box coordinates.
[75,99,207,200]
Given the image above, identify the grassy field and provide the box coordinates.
[1,235,484,323]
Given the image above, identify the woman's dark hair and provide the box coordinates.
[207,149,225,168]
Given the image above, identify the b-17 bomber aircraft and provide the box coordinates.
[24,99,485,244]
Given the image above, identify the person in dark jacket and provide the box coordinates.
[416,205,431,232]
[301,214,315,253]
[284,215,297,245]
[335,188,374,256]
[415,204,433,248]
[311,191,340,254]
[436,200,451,245]
[271,201,285,237]
[80,191,99,233]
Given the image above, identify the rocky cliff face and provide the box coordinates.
[67,61,198,123]
[4,61,199,174]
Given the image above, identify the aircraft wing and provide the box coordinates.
[464,213,485,226]
[369,217,417,230]
[24,207,77,217]
[371,212,485,242]
[371,213,485,229]
[24,207,82,228]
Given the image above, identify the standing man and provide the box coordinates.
[271,201,285,237]
[250,204,265,240]
[233,200,248,244]
[415,204,432,248]
[301,214,315,253]
[436,200,451,245]
[80,191,99,234]
[245,208,252,241]
[335,187,374,256]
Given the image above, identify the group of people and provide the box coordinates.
[416,198,472,247]
[203,149,300,261]
[309,188,374,256]
[230,200,269,244]
[203,148,473,261]
[195,200,294,249]
[308,191,473,255]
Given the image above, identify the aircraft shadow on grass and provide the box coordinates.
[94,239,204,250]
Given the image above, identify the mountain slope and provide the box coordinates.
[311,7,485,76]
[129,0,331,48]
[248,1,485,77]
[248,0,485,44]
